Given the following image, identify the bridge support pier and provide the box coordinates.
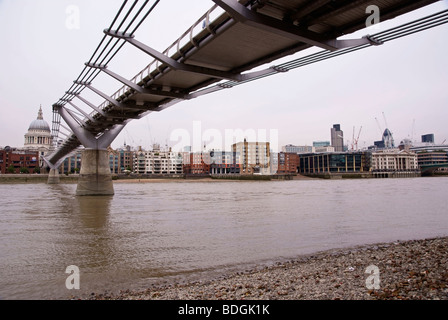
[47,168,60,184]
[50,97,126,196]
[76,149,114,196]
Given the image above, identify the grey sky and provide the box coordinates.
[0,0,447,152]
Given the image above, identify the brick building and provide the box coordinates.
[0,147,39,174]
[277,152,299,174]
[232,140,271,175]
[183,152,211,175]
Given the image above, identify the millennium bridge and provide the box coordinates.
[43,0,448,195]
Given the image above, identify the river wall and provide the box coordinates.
[2,171,441,183]
[0,174,78,183]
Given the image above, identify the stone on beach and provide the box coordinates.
[83,237,448,300]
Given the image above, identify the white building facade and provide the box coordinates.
[23,106,53,168]
[282,144,314,154]
[133,145,183,175]
[370,149,418,172]
[232,140,271,175]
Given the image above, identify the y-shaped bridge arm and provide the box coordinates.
[53,104,126,150]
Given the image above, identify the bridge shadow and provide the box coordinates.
[75,195,113,229]
[42,184,116,298]
[47,184,113,227]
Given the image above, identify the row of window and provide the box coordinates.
[25,136,51,145]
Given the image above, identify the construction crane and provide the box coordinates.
[374,112,394,148]
[350,126,363,151]
[382,112,390,130]
[375,117,383,136]
[355,126,363,151]
[351,126,355,151]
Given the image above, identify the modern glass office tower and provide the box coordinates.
[331,124,344,152]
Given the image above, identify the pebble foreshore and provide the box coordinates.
[84,237,448,300]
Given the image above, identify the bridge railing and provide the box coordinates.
[97,4,226,113]
[87,7,448,140]
[51,2,448,165]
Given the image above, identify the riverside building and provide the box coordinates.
[58,145,134,175]
[299,152,369,175]
[282,144,314,154]
[411,144,448,173]
[183,152,211,175]
[330,124,344,152]
[23,106,53,168]
[0,147,39,174]
[277,152,300,174]
[0,106,51,174]
[133,145,183,175]
[232,140,271,175]
[416,151,448,167]
[313,141,331,148]
[60,151,82,174]
[117,144,134,173]
[210,151,240,175]
[370,149,419,177]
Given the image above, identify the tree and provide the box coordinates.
[20,167,29,174]
[7,165,15,173]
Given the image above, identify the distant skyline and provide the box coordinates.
[1,0,447,152]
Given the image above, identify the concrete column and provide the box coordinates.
[76,149,114,196]
[47,168,60,184]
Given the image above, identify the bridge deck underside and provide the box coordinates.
[49,0,437,164]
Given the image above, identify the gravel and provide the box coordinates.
[83,237,448,300]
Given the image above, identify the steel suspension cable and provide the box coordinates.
[50,5,447,164]
[53,0,157,146]
[195,9,448,95]
[129,0,160,35]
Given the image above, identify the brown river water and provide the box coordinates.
[0,177,447,299]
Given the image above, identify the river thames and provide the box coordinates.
[0,177,447,299]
